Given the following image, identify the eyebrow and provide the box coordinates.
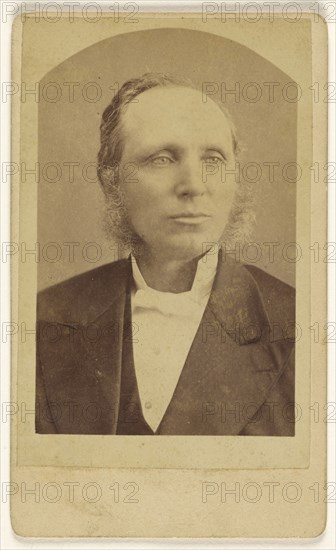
[202,145,229,159]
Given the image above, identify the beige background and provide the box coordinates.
[11,12,327,538]
[37,28,297,290]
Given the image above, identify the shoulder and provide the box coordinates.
[37,259,130,324]
[243,264,295,325]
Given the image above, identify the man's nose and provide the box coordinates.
[175,159,207,197]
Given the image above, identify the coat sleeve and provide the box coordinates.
[240,346,295,436]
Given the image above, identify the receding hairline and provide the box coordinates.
[121,83,232,122]
[117,84,236,156]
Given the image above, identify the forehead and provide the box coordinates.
[120,86,233,151]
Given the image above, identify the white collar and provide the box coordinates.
[131,248,219,304]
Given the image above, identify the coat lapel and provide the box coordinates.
[38,252,293,436]
[158,252,294,435]
[38,259,131,434]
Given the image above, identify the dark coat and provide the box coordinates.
[35,252,295,436]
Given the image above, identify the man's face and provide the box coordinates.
[118,86,237,261]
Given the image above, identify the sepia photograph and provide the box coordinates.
[8,7,329,538]
[35,29,297,437]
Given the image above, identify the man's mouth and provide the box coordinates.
[170,212,212,224]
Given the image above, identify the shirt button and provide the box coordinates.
[145,401,152,409]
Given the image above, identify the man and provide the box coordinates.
[36,73,295,436]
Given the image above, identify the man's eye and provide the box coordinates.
[150,156,173,166]
[203,156,225,165]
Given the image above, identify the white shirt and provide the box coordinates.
[130,250,219,432]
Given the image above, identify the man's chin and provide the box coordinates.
[151,237,219,262]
